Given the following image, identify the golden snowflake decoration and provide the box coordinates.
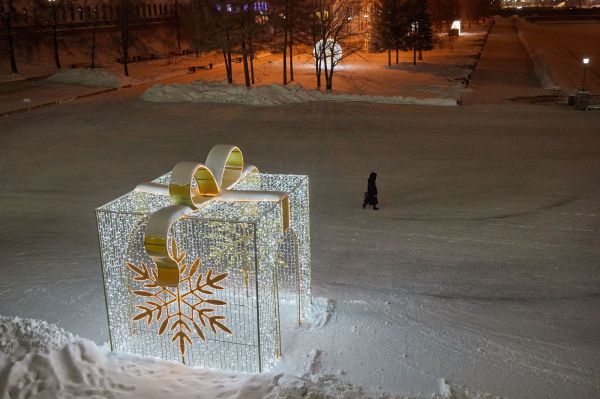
[126,238,232,357]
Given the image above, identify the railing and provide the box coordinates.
[589,95,600,110]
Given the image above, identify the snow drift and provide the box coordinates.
[47,69,125,88]
[0,313,359,399]
[0,313,498,399]
[141,80,458,107]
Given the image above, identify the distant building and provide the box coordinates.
[501,0,600,7]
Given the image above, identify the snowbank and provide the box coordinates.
[0,313,495,399]
[0,304,392,399]
[0,316,81,356]
[141,80,458,107]
[47,69,125,88]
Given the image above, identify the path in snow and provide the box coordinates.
[464,18,548,104]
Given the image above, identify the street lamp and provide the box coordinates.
[581,57,590,91]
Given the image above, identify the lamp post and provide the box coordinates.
[581,57,590,91]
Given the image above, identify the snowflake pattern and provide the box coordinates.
[126,238,232,357]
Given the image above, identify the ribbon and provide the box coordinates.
[135,145,290,287]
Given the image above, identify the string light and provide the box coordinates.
[97,170,310,372]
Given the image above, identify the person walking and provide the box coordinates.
[362,172,379,210]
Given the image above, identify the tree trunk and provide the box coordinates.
[51,5,61,69]
[387,48,391,67]
[312,18,320,89]
[395,46,398,64]
[413,47,416,65]
[283,24,288,85]
[174,0,181,50]
[122,41,129,76]
[52,25,61,68]
[289,1,294,82]
[90,29,96,68]
[249,37,255,84]
[227,49,232,82]
[314,42,321,89]
[4,2,18,74]
[225,30,233,83]
[120,0,129,76]
[241,38,250,88]
[326,63,333,91]
[418,49,422,61]
[222,47,231,82]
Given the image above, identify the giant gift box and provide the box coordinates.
[96,145,310,372]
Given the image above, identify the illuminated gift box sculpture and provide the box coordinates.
[96,145,310,372]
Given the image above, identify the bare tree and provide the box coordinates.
[115,0,140,76]
[238,1,267,86]
[168,0,181,50]
[0,0,18,73]
[46,0,62,68]
[429,0,459,32]
[215,1,235,83]
[311,0,361,92]
[270,0,305,85]
[81,0,104,68]
[185,0,235,83]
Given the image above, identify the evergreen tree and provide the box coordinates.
[372,0,395,66]
[414,0,433,62]
[372,0,408,66]
[401,0,433,65]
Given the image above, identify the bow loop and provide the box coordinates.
[169,162,219,209]
[137,145,290,287]
[205,145,245,190]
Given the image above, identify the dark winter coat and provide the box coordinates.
[364,173,378,206]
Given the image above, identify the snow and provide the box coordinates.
[47,69,127,89]
[2,307,461,399]
[515,18,561,91]
[2,17,600,399]
[0,316,81,356]
[515,17,600,93]
[141,80,458,107]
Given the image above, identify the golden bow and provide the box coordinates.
[135,145,290,287]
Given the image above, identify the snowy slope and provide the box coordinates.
[515,18,600,93]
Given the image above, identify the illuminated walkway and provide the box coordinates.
[465,17,548,104]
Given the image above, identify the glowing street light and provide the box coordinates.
[451,20,461,36]
[582,57,590,91]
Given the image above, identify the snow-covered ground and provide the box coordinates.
[141,80,457,107]
[1,18,600,399]
[4,303,419,399]
[516,18,600,93]
[160,27,487,101]
[1,24,488,116]
[47,69,127,88]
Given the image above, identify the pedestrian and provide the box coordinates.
[362,172,379,210]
